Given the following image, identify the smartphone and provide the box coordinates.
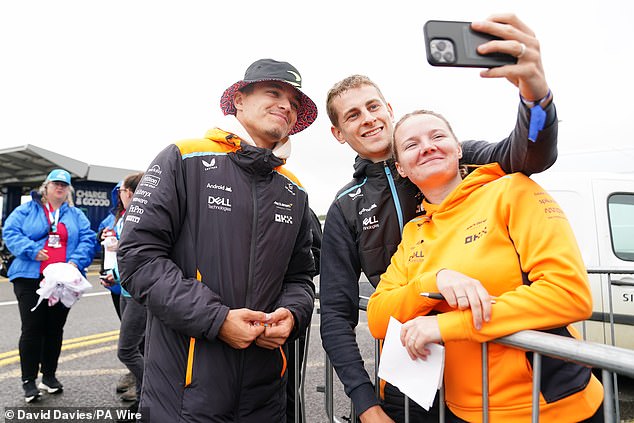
[423,20,517,68]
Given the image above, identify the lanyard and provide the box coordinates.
[47,203,60,233]
[115,211,125,237]
[384,163,404,234]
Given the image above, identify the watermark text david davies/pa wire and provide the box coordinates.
[4,407,145,422]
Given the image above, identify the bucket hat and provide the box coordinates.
[220,58,317,135]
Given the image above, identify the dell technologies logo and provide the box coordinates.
[362,215,379,231]
[208,195,231,212]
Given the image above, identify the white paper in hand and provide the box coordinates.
[377,316,445,410]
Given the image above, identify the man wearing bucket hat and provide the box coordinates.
[118,58,317,422]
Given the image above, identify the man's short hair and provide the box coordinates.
[326,75,388,127]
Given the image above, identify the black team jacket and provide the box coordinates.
[118,128,315,423]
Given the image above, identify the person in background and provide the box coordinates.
[367,108,603,422]
[96,181,137,397]
[99,172,145,413]
[97,181,123,318]
[118,58,317,422]
[3,169,95,403]
[320,14,558,422]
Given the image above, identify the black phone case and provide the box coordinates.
[423,20,517,68]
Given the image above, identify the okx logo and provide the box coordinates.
[275,214,293,224]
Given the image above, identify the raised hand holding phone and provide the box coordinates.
[424,20,517,68]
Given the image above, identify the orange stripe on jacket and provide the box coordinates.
[279,346,287,378]
[185,269,203,387]
[176,132,240,157]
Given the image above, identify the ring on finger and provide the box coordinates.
[408,337,416,346]
[457,295,467,300]
[517,42,527,59]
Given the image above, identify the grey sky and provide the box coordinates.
[1,0,633,214]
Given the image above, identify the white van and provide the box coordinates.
[531,171,634,349]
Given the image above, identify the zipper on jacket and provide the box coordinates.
[245,179,258,308]
[384,162,404,234]
[239,179,258,421]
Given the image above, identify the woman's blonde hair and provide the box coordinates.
[38,180,75,206]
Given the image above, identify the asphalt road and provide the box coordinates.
[0,270,358,422]
[0,272,632,422]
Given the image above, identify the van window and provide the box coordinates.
[608,193,634,261]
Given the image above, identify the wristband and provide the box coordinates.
[520,89,552,109]
[520,89,552,142]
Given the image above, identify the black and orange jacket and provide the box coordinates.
[118,127,315,422]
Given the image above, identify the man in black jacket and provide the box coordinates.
[320,15,557,422]
[118,58,318,423]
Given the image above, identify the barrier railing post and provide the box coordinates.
[531,352,541,423]
[602,369,615,422]
[439,386,445,423]
[605,271,621,423]
[300,318,312,423]
[588,268,629,423]
[404,396,410,423]
[325,354,334,422]
[294,338,300,423]
[375,338,381,398]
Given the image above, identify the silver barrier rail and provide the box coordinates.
[316,268,634,423]
[582,267,634,423]
[493,329,634,423]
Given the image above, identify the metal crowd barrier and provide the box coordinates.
[304,268,634,423]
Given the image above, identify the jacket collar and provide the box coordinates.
[422,163,504,215]
[205,118,285,175]
[352,155,397,179]
[215,115,292,160]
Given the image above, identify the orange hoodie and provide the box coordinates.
[367,164,603,422]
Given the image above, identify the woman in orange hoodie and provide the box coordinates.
[366,109,604,422]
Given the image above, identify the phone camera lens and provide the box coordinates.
[436,41,446,51]
[443,52,455,63]
[432,52,442,62]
